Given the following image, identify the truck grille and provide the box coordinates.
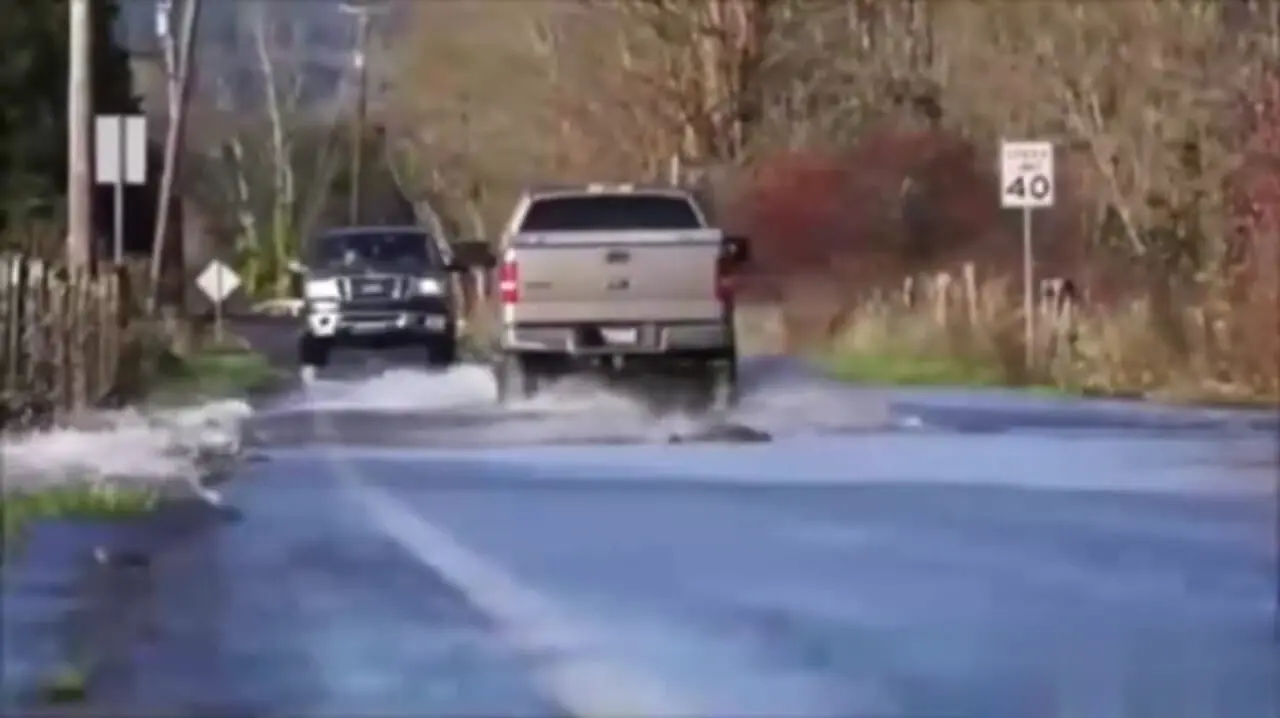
[340,277,402,300]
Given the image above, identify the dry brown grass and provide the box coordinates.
[732,301,790,357]
[1068,297,1280,405]
[812,265,1280,405]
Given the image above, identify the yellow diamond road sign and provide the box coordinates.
[195,259,242,304]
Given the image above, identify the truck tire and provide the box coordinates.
[706,359,739,412]
[426,337,458,368]
[299,334,332,368]
[494,354,538,405]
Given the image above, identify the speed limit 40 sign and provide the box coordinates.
[1000,140,1055,209]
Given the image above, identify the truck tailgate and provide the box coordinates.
[507,229,723,324]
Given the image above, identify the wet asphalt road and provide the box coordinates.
[68,322,1280,715]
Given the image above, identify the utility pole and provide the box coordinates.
[147,0,201,315]
[67,0,93,268]
[340,2,383,225]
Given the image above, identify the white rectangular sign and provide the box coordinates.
[94,115,148,186]
[155,0,171,39]
[1000,140,1055,209]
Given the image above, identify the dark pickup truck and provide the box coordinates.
[290,226,492,369]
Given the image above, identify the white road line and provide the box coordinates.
[343,478,697,718]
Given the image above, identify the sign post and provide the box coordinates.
[94,115,148,263]
[195,259,242,344]
[999,140,1055,372]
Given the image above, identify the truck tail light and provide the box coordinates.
[499,257,519,304]
[715,256,733,302]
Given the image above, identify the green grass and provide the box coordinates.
[37,666,88,704]
[1,489,154,707]
[0,484,158,560]
[152,347,282,402]
[823,350,1066,395]
[826,351,1005,387]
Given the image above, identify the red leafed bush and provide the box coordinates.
[1226,67,1280,386]
[1235,71,1280,301]
[722,150,853,273]
[724,127,1086,300]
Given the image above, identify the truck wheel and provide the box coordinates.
[494,354,537,405]
[426,338,457,368]
[299,334,332,368]
[706,359,739,412]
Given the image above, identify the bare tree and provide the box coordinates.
[195,2,349,296]
[936,1,1267,274]
[383,0,779,235]
[384,0,1275,279]
[535,1,774,173]
[382,2,567,240]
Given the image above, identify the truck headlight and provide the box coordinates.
[304,278,341,299]
[413,277,443,296]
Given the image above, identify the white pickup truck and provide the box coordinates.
[488,183,751,409]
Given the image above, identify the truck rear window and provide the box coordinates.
[518,194,704,232]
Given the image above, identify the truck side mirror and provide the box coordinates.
[722,235,751,266]
[447,240,496,271]
[286,260,305,297]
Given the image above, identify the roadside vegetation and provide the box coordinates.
[380,0,1277,408]
[37,666,89,705]
[0,1,278,705]
[148,343,282,404]
[1,484,157,559]
[816,270,1278,406]
[10,2,1276,411]
[0,334,269,559]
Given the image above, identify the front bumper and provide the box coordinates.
[305,298,451,341]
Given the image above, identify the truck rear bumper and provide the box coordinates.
[501,320,731,356]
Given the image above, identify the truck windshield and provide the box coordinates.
[312,230,440,268]
[518,194,704,231]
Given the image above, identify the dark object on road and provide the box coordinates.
[490,185,751,412]
[289,226,494,370]
[668,423,772,444]
[93,547,151,569]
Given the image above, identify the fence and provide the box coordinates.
[0,254,132,429]
[885,263,1079,373]
[777,262,1080,382]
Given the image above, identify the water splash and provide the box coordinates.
[0,399,252,492]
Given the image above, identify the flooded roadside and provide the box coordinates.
[1,399,252,712]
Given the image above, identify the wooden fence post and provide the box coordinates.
[32,264,52,408]
[49,269,68,415]
[932,271,952,327]
[71,268,89,411]
[962,262,980,330]
[0,253,137,427]
[2,258,26,403]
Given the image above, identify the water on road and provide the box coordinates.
[43,357,1280,716]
